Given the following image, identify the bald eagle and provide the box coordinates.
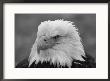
[16,20,96,68]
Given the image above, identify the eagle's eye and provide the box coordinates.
[52,35,60,40]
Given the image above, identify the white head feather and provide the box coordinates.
[28,20,85,67]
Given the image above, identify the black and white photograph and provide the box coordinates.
[3,3,108,79]
[15,14,96,68]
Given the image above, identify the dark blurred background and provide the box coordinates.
[15,14,96,66]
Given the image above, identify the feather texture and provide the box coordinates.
[28,20,86,67]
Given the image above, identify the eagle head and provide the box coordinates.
[28,20,85,67]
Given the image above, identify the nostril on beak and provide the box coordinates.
[44,39,47,42]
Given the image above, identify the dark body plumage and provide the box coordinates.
[16,53,96,68]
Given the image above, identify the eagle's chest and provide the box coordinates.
[29,61,88,68]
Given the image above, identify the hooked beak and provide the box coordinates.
[37,36,55,54]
